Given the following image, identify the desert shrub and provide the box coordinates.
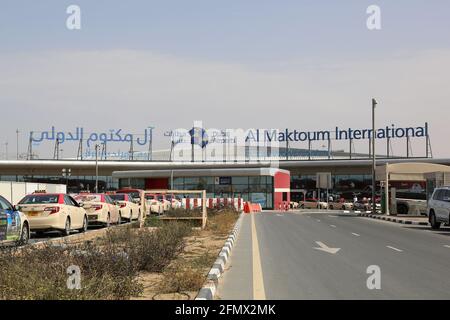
[159,262,205,293]
[189,251,217,270]
[128,222,191,272]
[0,243,142,300]
[164,208,203,217]
[206,209,240,235]
[104,222,192,273]
[144,215,163,227]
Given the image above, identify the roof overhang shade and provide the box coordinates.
[375,162,450,181]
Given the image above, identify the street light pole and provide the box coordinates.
[16,129,19,160]
[372,98,378,214]
[95,144,99,193]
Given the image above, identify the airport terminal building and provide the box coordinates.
[1,155,449,210]
[0,123,445,209]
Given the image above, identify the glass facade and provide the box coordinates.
[291,174,373,201]
[119,176,274,209]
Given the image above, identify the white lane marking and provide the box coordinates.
[316,219,321,222]
[314,241,340,254]
[444,245,450,248]
[330,224,336,228]
[386,245,403,252]
[328,215,339,218]
[351,232,360,237]
[276,214,283,217]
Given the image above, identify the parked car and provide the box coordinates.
[328,199,353,210]
[427,187,450,230]
[299,198,328,209]
[395,192,427,215]
[0,195,30,245]
[144,194,164,215]
[165,194,182,209]
[156,194,172,211]
[108,193,141,221]
[353,199,381,212]
[290,201,299,209]
[17,193,87,236]
[73,193,121,227]
[116,188,147,213]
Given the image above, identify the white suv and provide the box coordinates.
[427,187,450,229]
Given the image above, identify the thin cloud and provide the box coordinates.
[0,49,449,157]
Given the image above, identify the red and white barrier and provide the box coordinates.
[180,197,244,212]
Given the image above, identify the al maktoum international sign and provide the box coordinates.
[244,122,429,143]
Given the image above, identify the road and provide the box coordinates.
[217,211,450,300]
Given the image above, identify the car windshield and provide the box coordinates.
[109,194,126,201]
[119,191,140,199]
[19,194,59,204]
[73,194,102,202]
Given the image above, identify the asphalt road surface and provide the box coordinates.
[217,211,450,300]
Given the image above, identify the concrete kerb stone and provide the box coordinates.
[195,212,244,300]
[357,213,429,226]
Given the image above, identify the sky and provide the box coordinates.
[0,0,449,158]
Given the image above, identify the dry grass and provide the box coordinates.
[206,209,240,235]
[0,222,191,300]
[0,209,240,300]
[0,243,143,300]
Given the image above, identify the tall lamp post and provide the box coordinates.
[372,98,378,214]
[16,129,19,160]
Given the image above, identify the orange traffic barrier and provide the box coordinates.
[244,202,262,213]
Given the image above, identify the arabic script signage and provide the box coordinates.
[31,127,153,147]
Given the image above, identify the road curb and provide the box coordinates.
[357,213,429,226]
[195,212,244,300]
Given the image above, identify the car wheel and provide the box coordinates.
[61,218,71,237]
[18,222,30,245]
[429,211,441,230]
[397,203,409,215]
[78,216,88,233]
[329,205,334,210]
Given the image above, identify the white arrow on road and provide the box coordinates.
[314,241,341,254]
